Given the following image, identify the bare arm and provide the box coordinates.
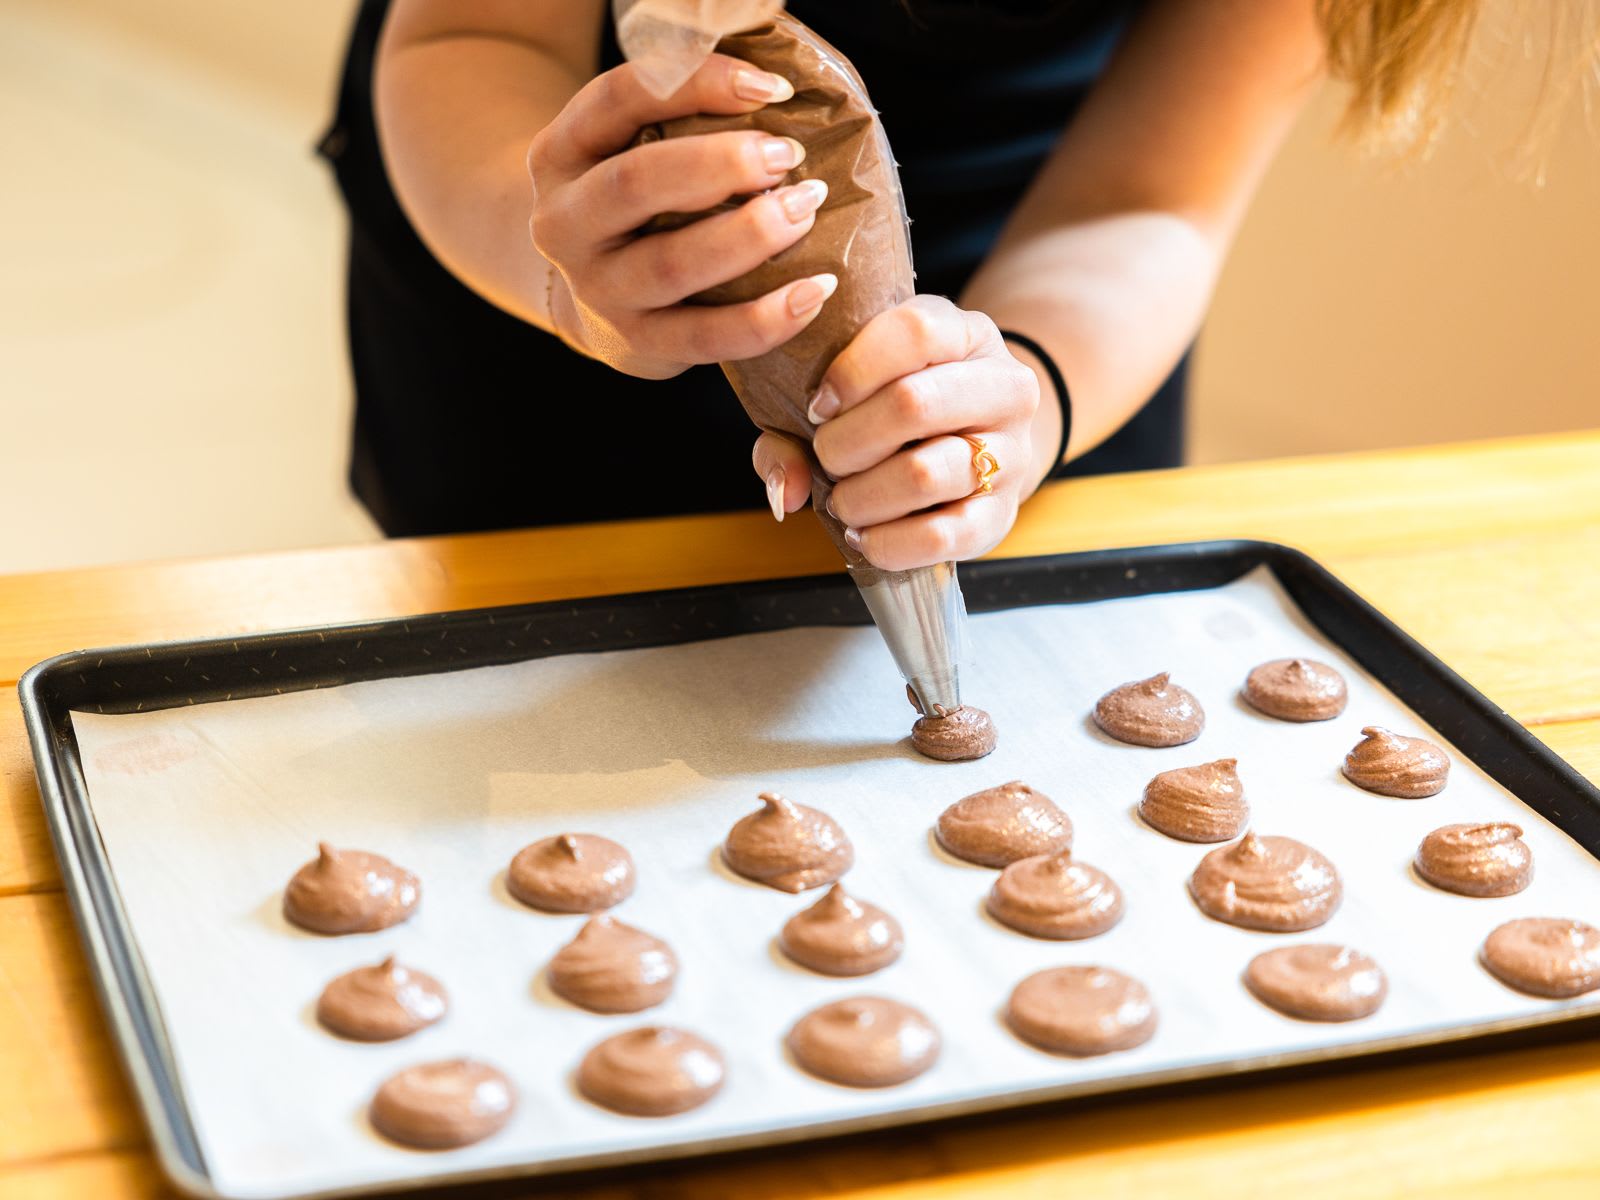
[375,0,602,328]
[765,0,1327,569]
[377,0,829,376]
[963,0,1325,479]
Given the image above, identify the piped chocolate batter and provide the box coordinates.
[910,703,998,762]
[1092,674,1204,747]
[786,996,939,1087]
[283,843,419,935]
[1242,658,1348,722]
[1139,758,1248,843]
[935,781,1071,867]
[779,883,904,976]
[1189,832,1342,932]
[1244,944,1387,1021]
[369,1059,516,1150]
[507,833,635,913]
[576,1027,726,1117]
[1416,822,1533,897]
[986,849,1125,940]
[317,956,447,1042]
[1481,917,1600,998]
[1342,726,1450,798]
[722,792,853,892]
[1005,966,1157,1056]
[547,914,678,1013]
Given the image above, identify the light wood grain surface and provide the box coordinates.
[4,431,1599,1198]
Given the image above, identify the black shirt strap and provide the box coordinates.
[999,329,1072,477]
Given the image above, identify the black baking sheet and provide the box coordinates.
[20,540,1600,1199]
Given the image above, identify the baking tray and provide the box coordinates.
[20,539,1600,1199]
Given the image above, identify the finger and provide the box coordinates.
[847,492,1017,572]
[812,358,1032,478]
[642,273,837,364]
[600,180,825,307]
[571,131,807,244]
[751,433,813,521]
[828,433,1015,529]
[533,55,794,176]
[808,296,998,424]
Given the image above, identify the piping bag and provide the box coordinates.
[617,0,968,718]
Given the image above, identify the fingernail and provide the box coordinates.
[787,273,837,319]
[824,492,838,519]
[762,136,805,172]
[734,68,794,103]
[765,465,786,523]
[807,380,840,424]
[779,178,828,223]
[843,526,864,553]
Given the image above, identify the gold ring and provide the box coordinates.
[959,434,1001,496]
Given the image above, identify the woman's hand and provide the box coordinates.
[753,296,1045,571]
[526,55,837,380]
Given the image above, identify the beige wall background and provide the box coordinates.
[1,0,1596,574]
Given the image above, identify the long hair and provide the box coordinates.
[1318,0,1600,153]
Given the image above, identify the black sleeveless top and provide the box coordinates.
[322,0,1185,537]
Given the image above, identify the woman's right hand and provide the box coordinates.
[527,54,836,380]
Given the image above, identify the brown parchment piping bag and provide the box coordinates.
[618,0,969,714]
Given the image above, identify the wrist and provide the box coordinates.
[1000,330,1072,493]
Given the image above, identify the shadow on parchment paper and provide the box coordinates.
[286,626,912,823]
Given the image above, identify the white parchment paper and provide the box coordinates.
[71,568,1600,1200]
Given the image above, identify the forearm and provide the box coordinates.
[374,20,593,329]
[961,0,1322,489]
[962,210,1219,482]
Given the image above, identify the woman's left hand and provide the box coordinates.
[752,295,1043,571]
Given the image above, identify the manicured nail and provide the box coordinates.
[734,68,794,103]
[761,136,805,172]
[843,526,864,553]
[786,272,837,318]
[807,381,840,424]
[779,178,828,223]
[765,465,786,523]
[824,492,838,519]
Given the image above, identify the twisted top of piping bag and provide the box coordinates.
[615,0,787,98]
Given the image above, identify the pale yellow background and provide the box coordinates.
[2,0,1596,573]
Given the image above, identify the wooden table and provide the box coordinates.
[5,431,1600,1199]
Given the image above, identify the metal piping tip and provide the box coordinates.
[848,560,966,716]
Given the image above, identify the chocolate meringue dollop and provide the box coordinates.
[369,1059,516,1149]
[722,793,853,892]
[317,956,448,1041]
[507,833,635,913]
[1342,726,1451,798]
[1415,822,1533,897]
[547,914,678,1013]
[1242,658,1348,722]
[1244,944,1387,1021]
[1092,673,1205,747]
[576,1026,726,1116]
[1188,832,1342,932]
[1005,966,1157,1056]
[1481,917,1600,998]
[910,703,998,762]
[934,781,1072,868]
[283,843,419,935]
[1139,758,1248,843]
[786,996,940,1087]
[779,883,904,976]
[986,850,1125,940]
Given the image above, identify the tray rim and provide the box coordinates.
[19,537,1600,1200]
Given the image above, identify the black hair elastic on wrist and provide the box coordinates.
[999,329,1072,477]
